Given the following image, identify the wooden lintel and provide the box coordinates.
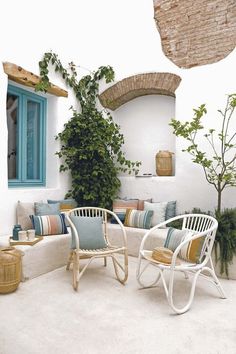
[3,62,68,98]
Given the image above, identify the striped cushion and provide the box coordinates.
[30,214,68,236]
[112,199,139,223]
[164,227,205,263]
[124,209,153,229]
[164,227,190,251]
[180,236,205,263]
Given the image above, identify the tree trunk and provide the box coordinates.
[217,189,222,214]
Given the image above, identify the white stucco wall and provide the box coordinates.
[113,95,176,176]
[0,0,235,234]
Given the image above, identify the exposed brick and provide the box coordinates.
[99,73,181,111]
[153,0,236,68]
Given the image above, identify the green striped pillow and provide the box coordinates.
[124,209,153,229]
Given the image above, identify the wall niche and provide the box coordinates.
[99,72,181,177]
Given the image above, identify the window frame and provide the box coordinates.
[7,84,47,187]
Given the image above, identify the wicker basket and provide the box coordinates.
[0,247,22,294]
[155,150,173,176]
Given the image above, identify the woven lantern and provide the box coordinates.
[155,150,173,176]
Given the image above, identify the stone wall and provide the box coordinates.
[153,0,236,68]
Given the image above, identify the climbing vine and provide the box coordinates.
[36,52,140,209]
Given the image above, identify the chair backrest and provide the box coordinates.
[68,207,108,221]
[66,207,126,248]
[181,214,218,262]
[66,207,108,245]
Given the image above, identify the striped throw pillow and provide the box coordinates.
[30,214,68,236]
[124,209,153,229]
[112,199,139,223]
[164,227,205,263]
[179,236,205,263]
[164,227,190,251]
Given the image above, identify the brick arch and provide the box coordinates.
[99,72,181,111]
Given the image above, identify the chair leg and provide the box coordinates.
[111,250,128,284]
[72,251,79,291]
[203,257,227,299]
[136,254,161,288]
[167,261,226,315]
[66,250,74,271]
[104,257,107,267]
[167,268,202,314]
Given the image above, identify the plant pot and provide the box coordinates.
[211,245,236,280]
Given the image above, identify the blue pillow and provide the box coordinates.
[165,201,177,220]
[70,216,107,250]
[47,199,77,211]
[35,202,60,216]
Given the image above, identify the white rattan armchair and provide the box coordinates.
[136,214,226,314]
[66,207,128,290]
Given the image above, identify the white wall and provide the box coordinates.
[113,95,176,176]
[0,0,235,234]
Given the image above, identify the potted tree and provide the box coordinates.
[170,94,236,278]
[36,52,140,209]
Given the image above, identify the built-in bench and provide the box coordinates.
[1,221,235,281]
[0,224,168,281]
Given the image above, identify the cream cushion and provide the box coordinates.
[16,201,35,230]
[144,201,168,227]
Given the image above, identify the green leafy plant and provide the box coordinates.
[214,208,236,277]
[169,206,236,277]
[168,207,211,229]
[170,94,236,213]
[36,52,140,209]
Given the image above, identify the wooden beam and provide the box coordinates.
[3,62,68,98]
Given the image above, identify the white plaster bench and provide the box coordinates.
[1,224,235,280]
[0,224,168,281]
[0,233,71,281]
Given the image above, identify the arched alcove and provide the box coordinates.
[112,94,176,176]
[99,72,181,111]
[99,72,181,176]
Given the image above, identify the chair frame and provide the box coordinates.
[66,207,128,290]
[136,213,226,314]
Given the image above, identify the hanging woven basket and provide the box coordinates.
[0,247,23,294]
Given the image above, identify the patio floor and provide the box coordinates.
[0,256,235,354]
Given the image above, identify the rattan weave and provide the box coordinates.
[0,247,22,294]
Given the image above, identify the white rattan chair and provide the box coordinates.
[136,214,226,314]
[66,207,128,290]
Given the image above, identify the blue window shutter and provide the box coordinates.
[7,84,47,187]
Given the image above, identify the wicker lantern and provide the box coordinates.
[155,150,173,176]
